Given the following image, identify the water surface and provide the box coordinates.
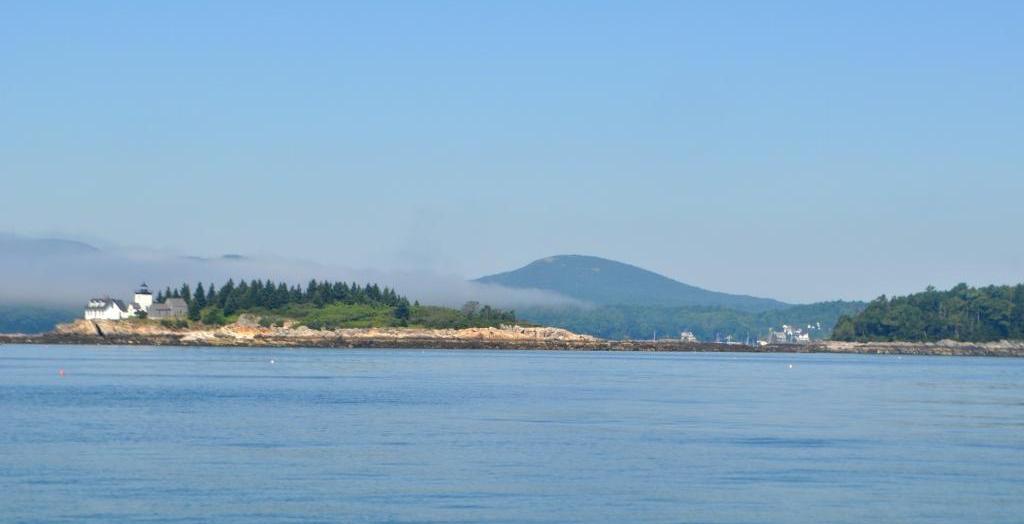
[2,345,1022,523]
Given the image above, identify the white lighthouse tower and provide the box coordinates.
[133,283,153,311]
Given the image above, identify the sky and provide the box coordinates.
[2,1,1022,303]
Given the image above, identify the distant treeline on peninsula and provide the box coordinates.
[158,279,516,330]
[516,300,864,342]
[159,279,408,318]
[832,283,1024,342]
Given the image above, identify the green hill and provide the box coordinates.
[477,255,788,312]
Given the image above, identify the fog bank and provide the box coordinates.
[0,235,580,309]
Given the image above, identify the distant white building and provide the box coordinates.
[764,323,816,345]
[680,331,699,343]
[84,298,129,320]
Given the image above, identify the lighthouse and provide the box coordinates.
[133,283,153,311]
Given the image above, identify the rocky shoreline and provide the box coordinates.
[1,319,1023,357]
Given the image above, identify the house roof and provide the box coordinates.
[152,298,188,310]
[86,298,127,311]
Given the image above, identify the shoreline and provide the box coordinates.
[3,332,1024,357]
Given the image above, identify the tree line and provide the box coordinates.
[832,283,1024,342]
[156,279,410,321]
[154,278,517,329]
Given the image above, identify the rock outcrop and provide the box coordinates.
[818,339,1024,357]
[42,319,599,349]
[7,320,1024,356]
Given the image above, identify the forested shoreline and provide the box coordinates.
[832,284,1024,342]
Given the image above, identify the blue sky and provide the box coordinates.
[2,1,1021,303]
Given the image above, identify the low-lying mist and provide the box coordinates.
[0,235,582,310]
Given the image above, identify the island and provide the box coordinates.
[2,279,1024,357]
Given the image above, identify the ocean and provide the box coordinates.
[1,345,1022,523]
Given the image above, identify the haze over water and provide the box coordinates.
[2,345,1023,523]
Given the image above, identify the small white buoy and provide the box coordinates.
[269,359,275,364]
[788,364,793,369]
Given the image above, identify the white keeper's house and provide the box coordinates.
[84,298,130,320]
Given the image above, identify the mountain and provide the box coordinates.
[0,234,99,257]
[477,255,788,312]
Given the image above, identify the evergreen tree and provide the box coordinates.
[235,280,250,310]
[224,292,240,316]
[218,279,235,308]
[273,282,289,309]
[332,281,348,302]
[394,301,410,323]
[194,283,207,309]
[260,279,275,308]
[247,279,261,308]
[187,294,202,321]
[305,279,318,302]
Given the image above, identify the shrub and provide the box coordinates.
[159,318,189,329]
[201,307,227,326]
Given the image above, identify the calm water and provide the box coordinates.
[1,345,1022,523]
